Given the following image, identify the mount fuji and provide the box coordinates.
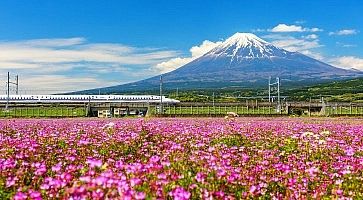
[87,33,361,93]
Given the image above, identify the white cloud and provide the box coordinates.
[336,42,357,48]
[266,33,361,70]
[0,41,177,67]
[329,56,363,70]
[294,20,306,24]
[342,44,357,48]
[190,40,222,57]
[17,75,119,94]
[154,40,222,73]
[270,24,322,33]
[271,24,304,32]
[263,34,322,52]
[154,57,194,73]
[251,28,266,32]
[329,29,358,36]
[262,34,324,61]
[303,34,319,39]
[310,28,322,32]
[299,50,324,60]
[0,37,180,93]
[22,37,86,47]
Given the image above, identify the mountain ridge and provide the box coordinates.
[81,33,361,94]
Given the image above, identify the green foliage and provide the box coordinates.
[57,139,67,149]
[210,134,248,147]
[164,78,363,102]
[279,138,299,154]
[0,181,13,200]
[285,78,363,102]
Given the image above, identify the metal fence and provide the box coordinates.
[0,104,362,118]
[149,105,285,116]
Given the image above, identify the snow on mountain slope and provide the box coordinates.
[84,33,361,92]
[170,32,350,74]
[206,32,289,59]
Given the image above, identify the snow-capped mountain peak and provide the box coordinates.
[207,32,288,60]
[92,32,360,93]
[223,32,269,48]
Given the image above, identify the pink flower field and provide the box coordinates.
[1,118,363,199]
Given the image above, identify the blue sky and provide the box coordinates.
[0,0,362,92]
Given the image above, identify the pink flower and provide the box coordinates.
[249,185,257,194]
[195,172,206,183]
[86,158,103,168]
[345,147,355,156]
[150,155,160,163]
[214,191,225,197]
[134,192,146,200]
[130,178,142,187]
[169,187,191,200]
[6,176,17,187]
[92,188,104,199]
[79,176,91,183]
[94,176,108,186]
[14,192,27,200]
[29,190,42,200]
[51,163,62,172]
[157,173,167,180]
[307,166,319,177]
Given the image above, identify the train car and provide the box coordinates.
[0,95,180,104]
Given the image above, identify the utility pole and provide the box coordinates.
[268,76,281,113]
[160,75,163,114]
[6,72,9,110]
[277,77,280,113]
[268,76,271,102]
[5,72,19,110]
[212,92,215,107]
[15,75,18,95]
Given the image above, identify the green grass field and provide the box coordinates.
[0,105,362,118]
[0,107,86,118]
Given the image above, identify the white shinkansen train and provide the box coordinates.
[0,95,180,104]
